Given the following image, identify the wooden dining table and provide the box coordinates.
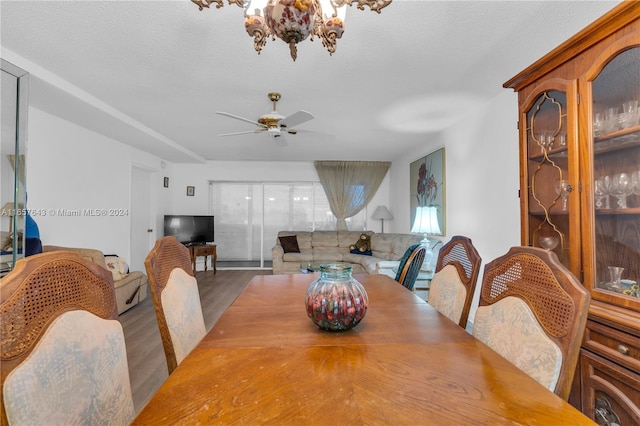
[133,273,595,425]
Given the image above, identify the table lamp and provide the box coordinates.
[372,206,393,233]
[411,205,442,271]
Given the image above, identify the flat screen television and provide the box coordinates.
[163,215,215,246]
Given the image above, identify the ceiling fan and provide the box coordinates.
[216,92,315,146]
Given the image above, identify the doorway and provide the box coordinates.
[130,165,154,271]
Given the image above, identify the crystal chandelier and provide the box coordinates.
[192,0,392,61]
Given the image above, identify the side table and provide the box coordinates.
[190,244,217,273]
[413,270,433,301]
[391,267,433,301]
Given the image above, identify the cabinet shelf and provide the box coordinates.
[528,146,568,161]
[527,126,640,161]
[594,126,640,155]
[595,207,640,215]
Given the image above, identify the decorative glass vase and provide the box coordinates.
[305,263,368,331]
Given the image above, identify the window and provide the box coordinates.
[209,181,366,267]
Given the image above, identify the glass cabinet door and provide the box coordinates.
[589,46,640,307]
[522,82,579,275]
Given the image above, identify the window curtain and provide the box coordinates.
[314,161,391,230]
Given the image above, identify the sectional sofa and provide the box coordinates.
[272,230,424,275]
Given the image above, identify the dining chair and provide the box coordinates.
[145,236,206,375]
[0,251,135,426]
[395,243,427,291]
[472,246,590,400]
[428,235,482,328]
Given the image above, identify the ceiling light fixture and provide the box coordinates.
[192,0,392,61]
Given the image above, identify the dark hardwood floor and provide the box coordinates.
[118,269,272,414]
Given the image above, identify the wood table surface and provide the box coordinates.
[133,273,595,425]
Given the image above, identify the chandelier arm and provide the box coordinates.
[191,0,222,10]
[191,0,246,9]
[338,0,392,13]
[227,0,247,7]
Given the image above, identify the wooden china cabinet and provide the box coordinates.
[504,3,640,424]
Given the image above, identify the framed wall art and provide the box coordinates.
[164,177,169,188]
[186,186,195,196]
[409,148,446,235]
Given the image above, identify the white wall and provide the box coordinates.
[26,108,166,261]
[161,160,391,233]
[388,91,522,323]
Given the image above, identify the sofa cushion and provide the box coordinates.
[370,234,396,260]
[312,247,343,261]
[43,245,108,269]
[338,231,372,248]
[283,251,313,262]
[279,235,300,253]
[312,231,338,248]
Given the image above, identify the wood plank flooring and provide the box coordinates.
[118,269,272,413]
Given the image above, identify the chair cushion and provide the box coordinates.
[428,264,466,324]
[472,296,562,392]
[161,268,206,365]
[3,310,135,425]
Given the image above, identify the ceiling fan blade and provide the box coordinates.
[279,110,314,129]
[216,111,263,127]
[218,129,266,136]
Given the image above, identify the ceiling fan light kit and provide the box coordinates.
[192,0,392,61]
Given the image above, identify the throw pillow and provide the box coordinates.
[349,233,371,253]
[104,255,129,281]
[279,235,300,253]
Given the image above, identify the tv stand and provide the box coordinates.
[183,241,207,247]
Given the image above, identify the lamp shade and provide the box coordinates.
[372,205,393,220]
[411,206,441,235]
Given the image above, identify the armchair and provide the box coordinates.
[43,245,148,315]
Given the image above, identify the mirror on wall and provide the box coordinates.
[1,59,29,276]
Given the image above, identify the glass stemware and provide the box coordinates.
[631,170,640,196]
[593,112,604,136]
[597,176,611,209]
[537,132,553,153]
[555,179,570,211]
[594,178,609,210]
[609,173,632,209]
[539,236,559,251]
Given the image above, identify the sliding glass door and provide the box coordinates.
[209,181,365,268]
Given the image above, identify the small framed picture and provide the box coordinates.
[186,186,195,196]
[163,177,169,188]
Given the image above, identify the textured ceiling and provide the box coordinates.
[1,0,620,163]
